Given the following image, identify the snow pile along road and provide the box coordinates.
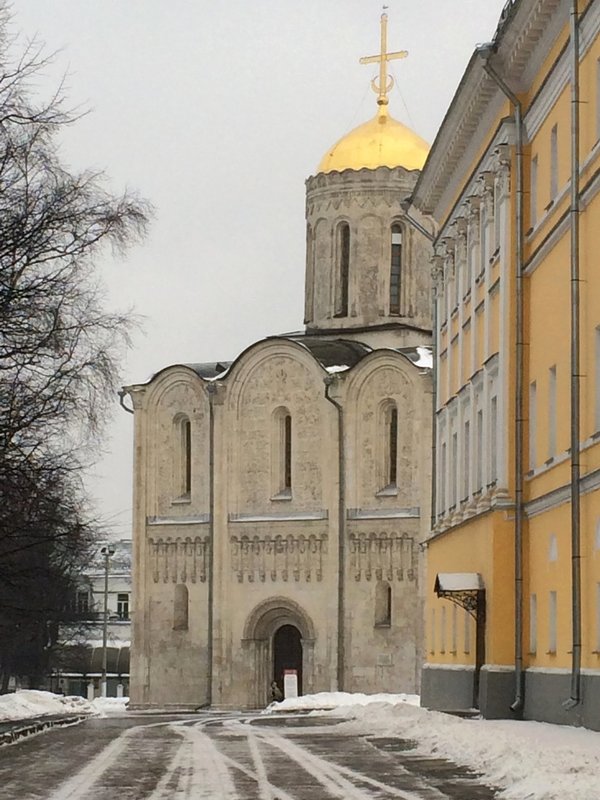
[277,694,600,800]
[0,690,128,721]
[266,690,420,712]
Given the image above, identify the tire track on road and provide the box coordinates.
[47,727,137,800]
[252,726,431,800]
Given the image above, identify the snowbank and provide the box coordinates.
[266,691,419,713]
[0,690,129,721]
[281,695,600,800]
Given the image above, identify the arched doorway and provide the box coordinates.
[242,596,315,707]
[273,624,302,695]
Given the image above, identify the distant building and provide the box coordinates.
[413,0,600,730]
[51,539,132,697]
[122,16,436,710]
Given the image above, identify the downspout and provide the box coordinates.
[118,389,134,415]
[324,376,345,691]
[477,46,525,713]
[206,383,216,706]
[400,208,436,531]
[565,0,582,710]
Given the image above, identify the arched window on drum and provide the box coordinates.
[390,224,403,315]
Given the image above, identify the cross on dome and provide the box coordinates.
[359,11,408,107]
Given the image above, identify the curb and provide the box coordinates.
[0,713,90,746]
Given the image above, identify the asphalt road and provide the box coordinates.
[0,711,498,799]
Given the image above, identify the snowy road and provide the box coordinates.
[0,711,497,799]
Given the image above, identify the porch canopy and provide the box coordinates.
[434,572,485,617]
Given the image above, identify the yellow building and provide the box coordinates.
[412,0,600,729]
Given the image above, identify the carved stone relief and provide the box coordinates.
[230,533,327,583]
[148,536,209,584]
[348,531,417,582]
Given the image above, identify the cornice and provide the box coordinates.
[413,0,565,219]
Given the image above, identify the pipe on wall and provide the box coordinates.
[401,207,437,532]
[324,376,345,691]
[206,382,216,706]
[477,46,525,714]
[565,0,582,710]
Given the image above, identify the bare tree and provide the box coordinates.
[0,4,151,690]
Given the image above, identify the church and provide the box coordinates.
[123,15,436,709]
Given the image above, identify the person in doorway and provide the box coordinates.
[270,680,283,702]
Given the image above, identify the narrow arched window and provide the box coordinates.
[386,404,398,487]
[283,413,292,491]
[174,415,191,499]
[173,584,189,631]
[272,407,292,498]
[334,222,350,317]
[304,224,314,324]
[375,581,392,626]
[390,224,402,315]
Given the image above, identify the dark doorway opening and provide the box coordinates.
[273,624,302,696]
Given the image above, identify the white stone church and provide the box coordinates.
[123,23,435,709]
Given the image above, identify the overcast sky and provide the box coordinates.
[10,0,508,538]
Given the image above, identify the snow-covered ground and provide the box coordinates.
[0,690,129,721]
[266,691,600,800]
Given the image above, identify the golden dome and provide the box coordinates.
[317,105,430,174]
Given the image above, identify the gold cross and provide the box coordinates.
[359,12,408,106]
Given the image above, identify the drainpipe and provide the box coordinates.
[477,45,525,714]
[565,0,582,710]
[401,207,437,531]
[206,383,216,706]
[118,389,134,415]
[324,376,345,691]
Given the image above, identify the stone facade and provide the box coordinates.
[125,162,434,710]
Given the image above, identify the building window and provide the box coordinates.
[382,401,398,489]
[440,605,447,654]
[173,584,189,631]
[480,204,488,273]
[304,224,314,324]
[117,593,130,620]
[548,365,557,458]
[490,396,497,482]
[440,441,447,513]
[375,581,392,627]
[548,590,557,654]
[595,326,600,432]
[272,407,292,498]
[530,155,538,227]
[476,409,483,491]
[530,593,537,654]
[550,124,558,200]
[529,381,537,470]
[390,224,402,314]
[463,608,471,654]
[450,603,457,654]
[549,534,558,562]
[450,431,458,508]
[493,182,501,252]
[174,415,191,499]
[462,419,470,501]
[334,222,350,317]
[76,590,90,616]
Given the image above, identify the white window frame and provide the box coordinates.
[548,365,557,458]
[548,590,557,654]
[529,381,537,470]
[550,124,558,200]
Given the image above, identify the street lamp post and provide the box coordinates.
[100,544,115,698]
